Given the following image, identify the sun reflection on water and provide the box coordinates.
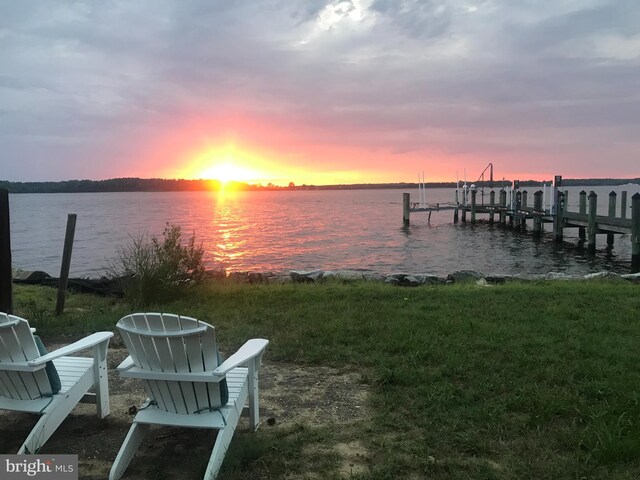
[207,189,249,272]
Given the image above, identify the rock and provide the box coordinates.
[447,270,484,283]
[334,270,364,281]
[421,275,444,285]
[204,269,226,280]
[403,275,423,287]
[321,270,337,281]
[584,271,622,280]
[247,272,264,283]
[476,278,490,286]
[484,274,511,284]
[228,271,250,282]
[511,273,545,282]
[384,275,401,285]
[265,274,292,284]
[362,272,386,282]
[12,269,51,281]
[290,270,323,283]
[544,272,582,281]
[621,273,640,283]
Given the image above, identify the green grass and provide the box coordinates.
[11,280,640,479]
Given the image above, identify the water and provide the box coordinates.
[7,185,640,278]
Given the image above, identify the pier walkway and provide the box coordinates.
[402,176,640,272]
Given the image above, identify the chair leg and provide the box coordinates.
[18,397,71,454]
[109,423,150,480]
[248,359,260,431]
[203,424,236,480]
[93,340,110,418]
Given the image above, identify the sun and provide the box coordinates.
[184,144,273,186]
[201,162,256,184]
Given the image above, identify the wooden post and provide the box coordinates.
[512,191,521,229]
[554,192,564,242]
[489,190,495,225]
[607,191,617,248]
[0,189,12,314]
[533,190,543,237]
[454,190,459,223]
[56,214,77,316]
[521,190,528,229]
[470,189,477,224]
[403,193,410,226]
[587,191,597,254]
[621,191,627,220]
[499,190,507,226]
[632,193,640,273]
[578,190,587,241]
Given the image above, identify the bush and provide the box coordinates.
[108,223,206,307]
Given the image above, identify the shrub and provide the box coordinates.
[108,223,206,307]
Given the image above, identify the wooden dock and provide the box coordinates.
[402,176,640,273]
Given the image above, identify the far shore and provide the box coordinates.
[2,176,639,194]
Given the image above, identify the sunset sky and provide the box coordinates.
[1,1,639,185]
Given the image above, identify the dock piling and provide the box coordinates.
[587,191,597,253]
[533,190,543,237]
[454,190,459,223]
[471,188,477,224]
[621,191,628,220]
[499,190,507,226]
[520,190,527,229]
[607,191,617,248]
[489,190,495,225]
[632,193,640,273]
[578,190,587,240]
[403,193,410,226]
[554,191,565,242]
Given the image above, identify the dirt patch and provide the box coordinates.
[259,362,369,428]
[335,441,368,477]
[0,346,370,479]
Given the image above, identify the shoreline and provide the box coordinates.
[12,268,640,293]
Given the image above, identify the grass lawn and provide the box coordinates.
[10,279,640,479]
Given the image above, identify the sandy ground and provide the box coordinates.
[0,343,370,479]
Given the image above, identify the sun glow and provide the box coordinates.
[200,162,258,184]
[183,144,276,186]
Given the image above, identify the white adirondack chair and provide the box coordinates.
[109,313,269,480]
[0,312,113,454]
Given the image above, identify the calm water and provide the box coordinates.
[8,186,640,278]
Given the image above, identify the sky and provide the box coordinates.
[1,1,639,185]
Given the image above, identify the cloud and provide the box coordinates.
[0,0,639,181]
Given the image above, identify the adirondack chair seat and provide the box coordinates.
[0,313,113,454]
[129,367,248,429]
[109,313,268,480]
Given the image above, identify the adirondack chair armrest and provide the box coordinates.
[28,332,114,366]
[117,355,135,372]
[213,339,269,375]
[0,361,47,372]
[117,360,225,382]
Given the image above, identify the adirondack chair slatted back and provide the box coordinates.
[117,313,225,415]
[0,313,52,400]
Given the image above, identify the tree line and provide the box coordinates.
[0,177,637,194]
